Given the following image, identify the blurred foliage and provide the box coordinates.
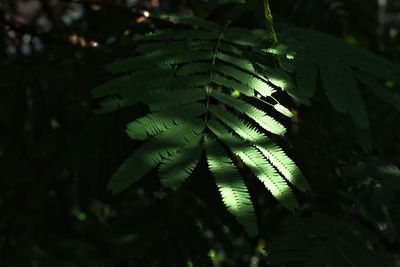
[0,0,399,266]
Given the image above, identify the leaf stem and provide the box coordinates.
[263,0,278,45]
[204,20,232,124]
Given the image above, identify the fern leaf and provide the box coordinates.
[218,42,245,57]
[210,90,286,135]
[208,105,267,143]
[142,88,207,111]
[94,96,133,114]
[279,25,400,127]
[92,75,132,98]
[205,136,258,237]
[256,143,309,193]
[294,55,317,102]
[176,62,211,76]
[216,52,257,73]
[214,64,276,97]
[94,16,308,230]
[95,81,205,114]
[135,40,215,55]
[341,44,400,84]
[108,120,205,193]
[93,73,167,99]
[273,104,293,118]
[346,79,369,129]
[105,56,171,74]
[320,62,369,128]
[107,51,212,74]
[158,52,213,68]
[208,120,299,210]
[159,135,204,190]
[320,60,349,113]
[126,103,206,140]
[224,31,265,48]
[211,74,254,96]
[253,62,296,92]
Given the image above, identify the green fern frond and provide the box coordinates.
[211,74,254,96]
[273,104,293,118]
[208,105,267,143]
[253,63,296,92]
[176,62,212,76]
[208,102,309,193]
[92,75,133,98]
[218,42,246,57]
[106,51,212,74]
[159,135,204,191]
[216,52,257,73]
[135,39,215,54]
[208,119,298,210]
[126,103,206,140]
[279,25,400,128]
[109,120,204,194]
[210,90,286,135]
[256,143,309,193]
[94,96,132,114]
[141,88,207,111]
[94,14,309,235]
[213,64,276,97]
[319,61,369,128]
[205,136,258,237]
[293,55,317,102]
[319,61,353,113]
[94,75,209,113]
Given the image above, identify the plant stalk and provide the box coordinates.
[263,0,278,45]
